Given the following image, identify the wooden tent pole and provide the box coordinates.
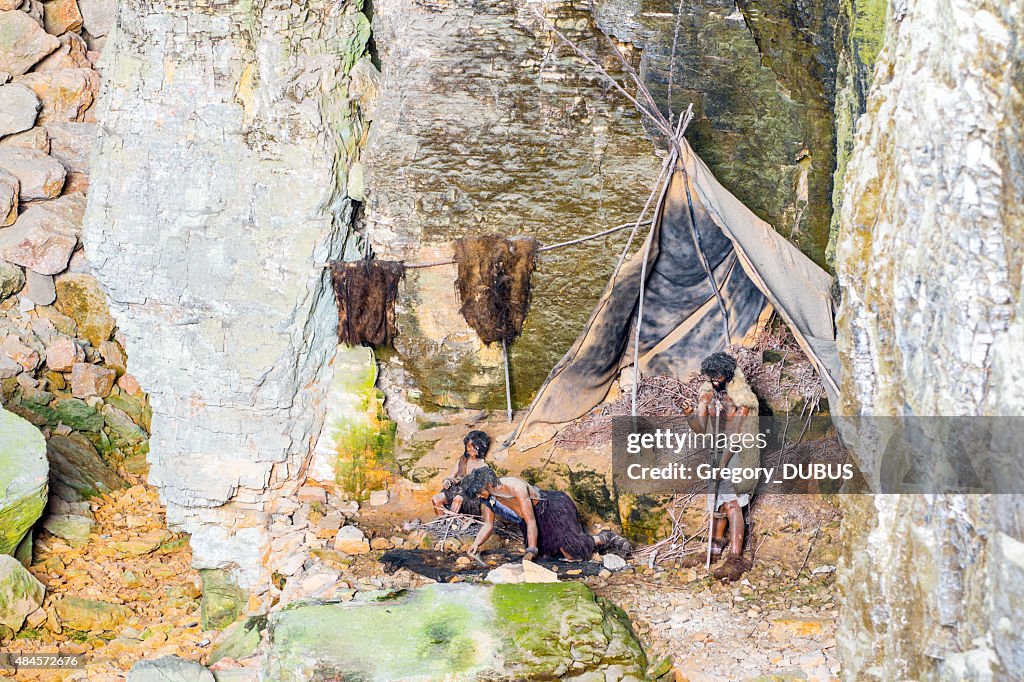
[502,339,513,423]
[631,107,693,416]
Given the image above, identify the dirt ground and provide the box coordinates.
[1,413,843,681]
[1,485,209,681]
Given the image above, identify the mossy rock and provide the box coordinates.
[210,615,266,664]
[54,596,132,632]
[54,274,116,348]
[263,583,646,681]
[0,554,45,631]
[617,492,675,544]
[200,569,246,631]
[0,261,25,301]
[102,403,148,450]
[52,398,104,432]
[0,408,48,556]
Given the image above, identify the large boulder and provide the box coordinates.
[33,31,92,72]
[44,121,93,175]
[263,583,647,681]
[0,407,47,556]
[0,554,44,631]
[79,0,115,38]
[0,9,60,76]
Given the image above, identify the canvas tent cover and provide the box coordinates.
[510,138,839,443]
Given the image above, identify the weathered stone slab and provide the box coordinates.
[0,9,59,76]
[200,568,246,631]
[1,333,40,370]
[70,361,115,397]
[127,655,215,682]
[0,146,64,200]
[23,268,54,304]
[264,583,646,681]
[42,512,94,544]
[0,192,84,274]
[46,430,126,497]
[79,0,115,38]
[102,402,146,448]
[33,31,91,72]
[54,595,132,631]
[44,335,82,371]
[42,0,83,35]
[0,125,48,152]
[0,82,39,137]
[44,120,92,174]
[0,169,17,225]
[0,406,47,556]
[13,67,98,123]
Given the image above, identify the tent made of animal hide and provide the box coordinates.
[508,136,839,445]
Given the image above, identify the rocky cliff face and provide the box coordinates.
[83,0,372,592]
[834,0,1024,677]
[366,0,844,410]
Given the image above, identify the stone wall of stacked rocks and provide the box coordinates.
[0,0,144,554]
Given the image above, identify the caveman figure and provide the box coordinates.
[685,351,760,581]
[431,430,491,518]
[463,467,631,562]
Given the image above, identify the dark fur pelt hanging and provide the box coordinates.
[330,259,405,348]
[453,235,538,345]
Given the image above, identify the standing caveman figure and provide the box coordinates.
[685,351,760,581]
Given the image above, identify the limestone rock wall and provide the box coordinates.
[594,0,838,265]
[365,0,844,411]
[834,0,1024,678]
[83,0,372,591]
[364,0,660,410]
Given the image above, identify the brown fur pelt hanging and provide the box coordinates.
[330,259,405,348]
[453,235,538,345]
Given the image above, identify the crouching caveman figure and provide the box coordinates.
[463,467,631,562]
[431,430,491,518]
[684,352,760,581]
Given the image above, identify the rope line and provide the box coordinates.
[317,218,654,271]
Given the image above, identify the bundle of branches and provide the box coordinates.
[554,326,825,450]
[453,235,537,345]
[331,259,405,347]
[412,512,524,543]
[632,494,707,567]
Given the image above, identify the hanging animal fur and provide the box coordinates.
[453,235,537,345]
[330,259,405,348]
